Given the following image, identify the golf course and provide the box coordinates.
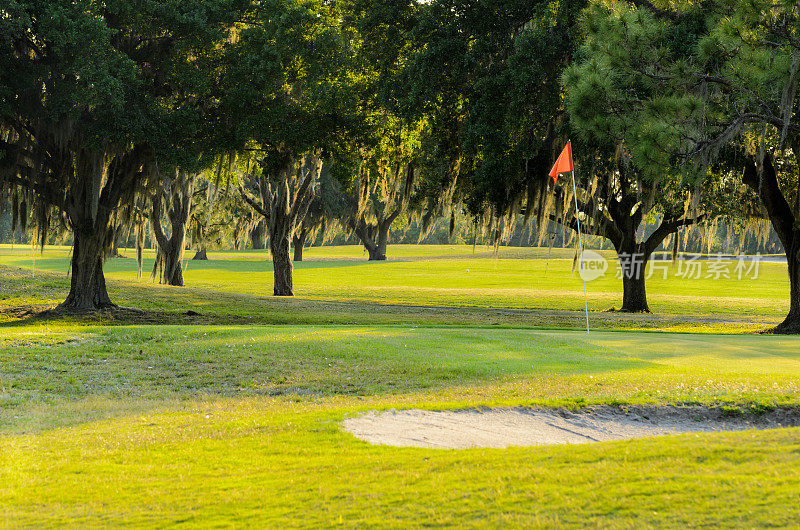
[4,0,800,525]
[2,245,799,527]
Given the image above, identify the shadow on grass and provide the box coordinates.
[0,326,650,434]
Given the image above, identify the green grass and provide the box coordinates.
[2,325,800,526]
[0,244,788,330]
[2,245,800,527]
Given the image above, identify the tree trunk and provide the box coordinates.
[241,154,321,297]
[271,232,293,296]
[110,231,123,258]
[774,232,800,333]
[152,236,186,287]
[151,173,192,287]
[743,156,800,334]
[359,224,387,260]
[171,262,184,285]
[616,241,651,313]
[293,230,307,262]
[155,245,184,286]
[621,269,650,313]
[59,227,115,312]
[192,249,208,260]
[367,245,385,261]
[53,144,152,312]
[353,216,394,261]
[352,220,379,261]
[251,220,266,250]
[371,222,389,261]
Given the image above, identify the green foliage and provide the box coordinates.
[224,0,363,162]
[397,0,586,218]
[565,0,799,186]
[564,0,709,178]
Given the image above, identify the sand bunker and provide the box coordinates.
[342,406,800,449]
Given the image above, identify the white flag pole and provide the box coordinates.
[570,160,590,334]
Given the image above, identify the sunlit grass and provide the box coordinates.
[3,324,800,434]
[0,244,789,322]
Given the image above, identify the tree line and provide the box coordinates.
[1,0,798,332]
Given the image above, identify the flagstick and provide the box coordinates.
[570,168,590,334]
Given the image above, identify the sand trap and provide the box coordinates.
[342,406,800,449]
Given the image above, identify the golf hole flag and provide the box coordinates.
[548,141,573,183]
[548,140,590,334]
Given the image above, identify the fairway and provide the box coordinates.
[2,246,800,527]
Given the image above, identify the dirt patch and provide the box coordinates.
[342,406,800,449]
[0,304,53,319]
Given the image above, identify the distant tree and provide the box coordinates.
[150,171,193,286]
[240,153,324,294]
[340,0,423,259]
[340,120,420,260]
[348,162,415,260]
[293,163,347,261]
[187,173,222,261]
[232,0,361,295]
[251,220,267,251]
[186,165,260,260]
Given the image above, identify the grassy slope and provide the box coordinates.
[2,245,800,527]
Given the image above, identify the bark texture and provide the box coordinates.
[615,241,651,313]
[57,147,149,312]
[61,223,115,311]
[621,272,649,313]
[272,231,293,295]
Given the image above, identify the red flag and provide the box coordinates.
[548,141,573,183]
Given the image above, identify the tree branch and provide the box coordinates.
[644,214,705,255]
[743,155,795,253]
[288,157,318,224]
[549,213,614,239]
[240,187,270,219]
[150,194,169,250]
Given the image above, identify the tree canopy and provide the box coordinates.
[2,0,798,331]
